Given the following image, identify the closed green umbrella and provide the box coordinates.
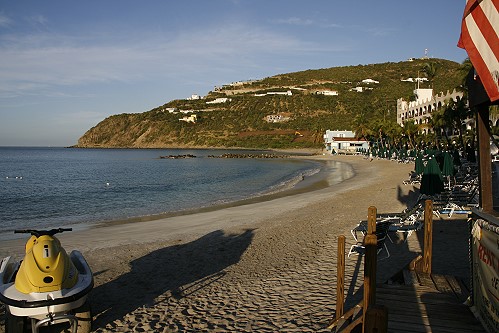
[452,149,462,167]
[414,154,424,175]
[441,151,454,177]
[378,147,384,158]
[401,148,408,159]
[420,157,445,196]
[442,151,454,190]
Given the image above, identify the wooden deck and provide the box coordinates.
[330,205,488,333]
[376,270,486,333]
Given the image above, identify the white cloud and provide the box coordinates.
[273,17,341,29]
[365,26,395,37]
[0,23,343,99]
[25,14,49,27]
[274,17,314,26]
[0,13,13,27]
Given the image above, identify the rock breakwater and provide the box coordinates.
[208,153,290,159]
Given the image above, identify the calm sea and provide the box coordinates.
[0,147,344,239]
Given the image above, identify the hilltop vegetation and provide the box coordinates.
[77,58,465,149]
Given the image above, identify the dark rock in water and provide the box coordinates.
[207,153,289,159]
[160,154,196,159]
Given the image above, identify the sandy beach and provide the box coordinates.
[0,154,472,332]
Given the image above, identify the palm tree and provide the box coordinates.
[423,62,439,89]
[312,123,325,145]
[443,97,471,149]
[427,109,448,148]
[352,113,372,141]
[458,58,473,93]
[369,118,400,149]
[402,120,420,149]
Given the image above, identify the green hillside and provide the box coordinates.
[76,58,464,149]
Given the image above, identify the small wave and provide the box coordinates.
[259,166,322,196]
[198,166,323,208]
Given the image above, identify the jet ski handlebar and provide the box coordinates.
[14,228,73,237]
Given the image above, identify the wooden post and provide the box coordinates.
[362,234,377,333]
[367,206,377,234]
[476,104,494,212]
[423,200,433,274]
[364,305,388,333]
[336,235,346,320]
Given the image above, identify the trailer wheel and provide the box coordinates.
[5,313,26,333]
[73,301,92,333]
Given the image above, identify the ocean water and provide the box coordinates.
[0,147,343,239]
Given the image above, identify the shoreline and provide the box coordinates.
[0,148,325,241]
[0,154,415,256]
[0,155,429,332]
[0,153,355,255]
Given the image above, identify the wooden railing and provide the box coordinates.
[329,200,435,332]
[328,206,389,332]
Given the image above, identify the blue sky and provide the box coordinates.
[0,0,468,146]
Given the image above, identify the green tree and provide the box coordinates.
[401,120,420,149]
[352,113,372,141]
[312,123,326,144]
[423,62,439,89]
[427,109,448,147]
[443,97,470,149]
[458,58,473,92]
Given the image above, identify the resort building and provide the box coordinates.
[265,114,290,123]
[316,90,339,96]
[206,97,232,104]
[362,79,379,84]
[160,107,178,113]
[323,130,369,154]
[350,86,373,93]
[255,90,293,97]
[396,87,464,133]
[401,77,428,83]
[179,114,197,123]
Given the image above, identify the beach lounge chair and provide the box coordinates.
[432,184,478,217]
[351,218,396,242]
[438,205,471,218]
[351,200,424,242]
[348,221,390,260]
[402,172,421,185]
[388,219,423,242]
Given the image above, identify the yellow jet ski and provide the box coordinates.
[0,228,93,333]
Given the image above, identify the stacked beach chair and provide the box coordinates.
[349,152,479,261]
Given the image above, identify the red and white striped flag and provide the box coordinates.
[458,0,499,102]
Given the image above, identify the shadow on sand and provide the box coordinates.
[397,184,419,208]
[90,229,254,329]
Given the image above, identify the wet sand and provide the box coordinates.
[0,154,471,332]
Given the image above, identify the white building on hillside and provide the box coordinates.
[255,90,293,97]
[350,86,373,92]
[188,94,201,100]
[265,114,290,123]
[179,114,197,123]
[206,97,231,104]
[316,90,338,96]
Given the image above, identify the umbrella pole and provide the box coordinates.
[476,103,493,212]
